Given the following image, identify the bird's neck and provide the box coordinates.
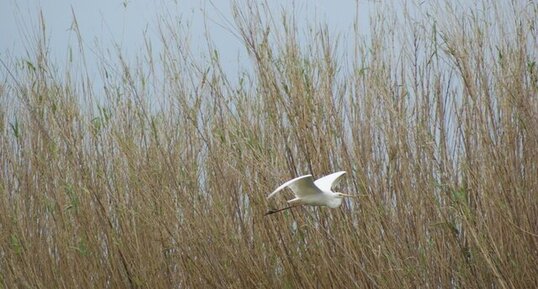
[327,196,343,208]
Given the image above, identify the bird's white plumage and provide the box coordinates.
[313,171,346,192]
[267,171,347,199]
[266,171,353,212]
[267,175,322,199]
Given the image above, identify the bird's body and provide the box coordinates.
[266,171,355,215]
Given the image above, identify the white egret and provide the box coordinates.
[265,171,356,215]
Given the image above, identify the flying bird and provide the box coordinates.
[265,171,356,215]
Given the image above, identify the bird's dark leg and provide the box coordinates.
[264,205,298,216]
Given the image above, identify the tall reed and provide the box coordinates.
[1,0,537,288]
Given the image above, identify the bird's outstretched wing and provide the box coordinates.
[267,175,322,199]
[314,171,346,192]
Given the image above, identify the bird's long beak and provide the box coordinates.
[341,193,361,198]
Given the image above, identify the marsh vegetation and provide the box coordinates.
[1,0,537,288]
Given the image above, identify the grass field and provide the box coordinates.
[1,0,537,288]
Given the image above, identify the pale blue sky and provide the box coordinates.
[1,0,371,79]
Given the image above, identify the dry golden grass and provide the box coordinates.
[1,0,537,288]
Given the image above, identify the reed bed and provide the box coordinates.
[1,0,537,288]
